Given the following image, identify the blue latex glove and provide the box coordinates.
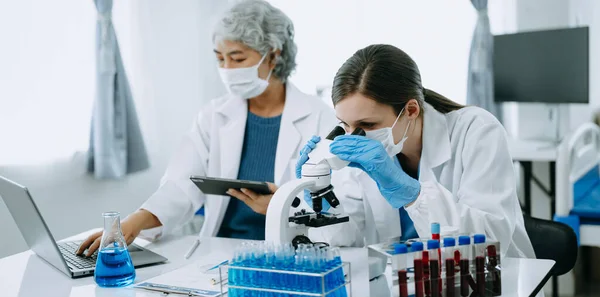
[296,136,321,179]
[329,135,420,208]
[295,136,331,212]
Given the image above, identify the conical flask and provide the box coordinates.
[94,211,136,287]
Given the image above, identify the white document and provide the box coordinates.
[135,256,230,296]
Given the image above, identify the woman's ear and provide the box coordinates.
[405,99,421,119]
[269,49,281,68]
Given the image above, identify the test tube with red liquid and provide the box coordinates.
[431,223,442,281]
[431,222,440,241]
[443,237,457,297]
[392,244,409,297]
[427,240,441,297]
[457,236,472,297]
[486,242,501,296]
[412,241,425,297]
[473,234,487,297]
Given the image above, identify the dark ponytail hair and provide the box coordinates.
[332,44,464,115]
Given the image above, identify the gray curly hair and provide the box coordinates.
[213,0,297,82]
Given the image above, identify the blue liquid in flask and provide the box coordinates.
[94,212,136,287]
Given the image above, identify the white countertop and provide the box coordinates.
[0,232,369,297]
[0,230,554,297]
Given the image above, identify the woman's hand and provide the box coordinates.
[295,135,321,179]
[76,209,159,257]
[330,135,420,208]
[294,135,331,212]
[228,183,278,215]
[76,220,141,257]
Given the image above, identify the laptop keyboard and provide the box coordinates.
[57,241,97,270]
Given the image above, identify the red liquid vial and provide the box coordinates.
[459,259,470,297]
[430,259,440,297]
[446,258,455,297]
[473,234,487,297]
[414,259,424,297]
[423,251,430,297]
[398,270,408,297]
[487,245,501,296]
[475,256,486,297]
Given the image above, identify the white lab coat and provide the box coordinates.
[139,83,338,239]
[315,102,536,258]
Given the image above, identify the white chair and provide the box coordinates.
[555,123,600,246]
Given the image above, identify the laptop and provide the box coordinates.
[0,176,168,278]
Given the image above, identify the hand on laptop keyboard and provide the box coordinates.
[77,218,142,257]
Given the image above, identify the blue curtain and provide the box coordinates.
[88,0,149,179]
[467,0,502,121]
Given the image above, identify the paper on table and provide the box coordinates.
[135,258,230,296]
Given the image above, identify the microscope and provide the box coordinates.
[265,126,392,297]
[265,126,365,246]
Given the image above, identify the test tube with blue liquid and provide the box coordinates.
[227,242,348,297]
[93,211,136,287]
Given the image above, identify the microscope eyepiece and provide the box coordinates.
[326,126,346,140]
[351,127,366,136]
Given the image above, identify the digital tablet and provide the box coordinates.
[190,176,271,196]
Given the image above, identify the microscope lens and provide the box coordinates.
[312,197,323,213]
[324,191,340,208]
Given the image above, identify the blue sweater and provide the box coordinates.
[217,111,281,240]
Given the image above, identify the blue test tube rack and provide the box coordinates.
[218,242,351,297]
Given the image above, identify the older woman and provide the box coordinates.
[77,0,337,255]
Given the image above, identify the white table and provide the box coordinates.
[508,139,560,216]
[0,233,370,297]
[0,231,554,297]
[509,139,559,162]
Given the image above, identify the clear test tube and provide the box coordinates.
[391,244,409,297]
[427,240,441,297]
[473,234,487,297]
[412,241,425,297]
[457,236,471,297]
[442,237,456,297]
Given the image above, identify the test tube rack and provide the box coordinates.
[368,239,502,297]
[218,262,352,297]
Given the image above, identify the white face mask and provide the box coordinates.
[365,108,411,156]
[217,52,273,99]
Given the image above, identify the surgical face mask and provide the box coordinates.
[365,108,411,156]
[218,52,273,99]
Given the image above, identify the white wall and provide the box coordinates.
[0,0,228,259]
[270,0,512,105]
